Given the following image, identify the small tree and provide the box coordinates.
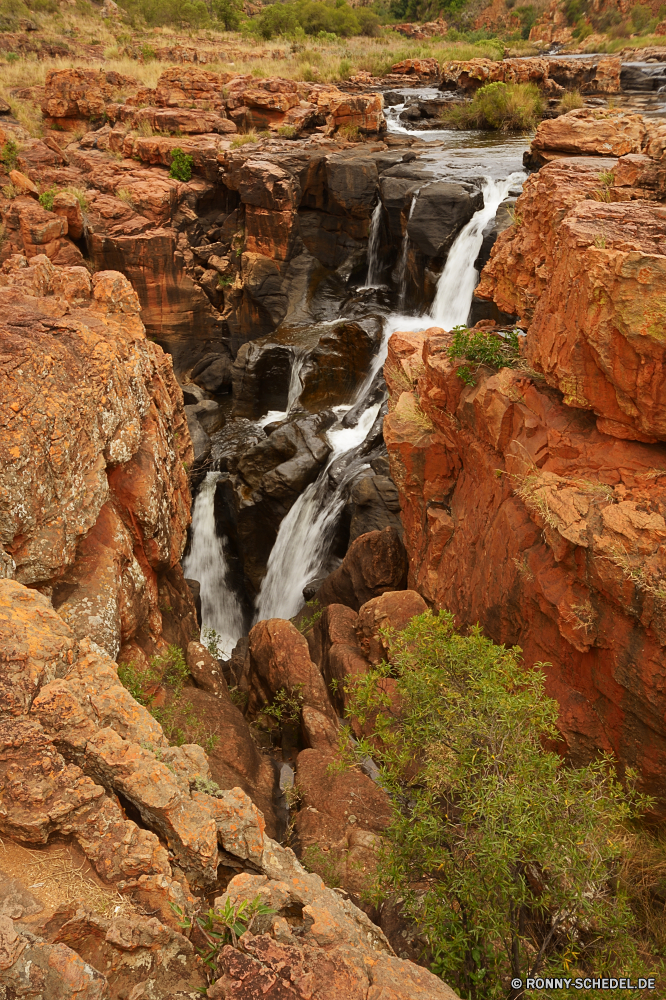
[342,611,652,999]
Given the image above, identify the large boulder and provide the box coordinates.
[314,527,409,611]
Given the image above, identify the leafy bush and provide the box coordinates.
[169,147,194,182]
[446,325,520,385]
[251,0,381,40]
[442,82,543,133]
[631,2,652,31]
[38,185,57,211]
[173,896,274,981]
[341,610,653,998]
[514,3,537,38]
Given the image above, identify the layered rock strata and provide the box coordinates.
[385,110,666,808]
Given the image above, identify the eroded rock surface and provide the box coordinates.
[0,576,460,1000]
[0,255,195,661]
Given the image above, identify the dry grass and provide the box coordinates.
[620,829,666,961]
[513,472,559,530]
[558,89,584,112]
[608,543,666,602]
[0,836,133,919]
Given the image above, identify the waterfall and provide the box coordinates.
[365,201,383,287]
[254,402,382,623]
[286,348,305,412]
[396,191,420,311]
[182,472,245,657]
[429,173,525,329]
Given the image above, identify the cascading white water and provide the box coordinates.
[364,201,383,287]
[182,471,245,657]
[396,192,419,311]
[286,348,306,411]
[254,170,526,624]
[429,172,525,329]
[255,402,382,622]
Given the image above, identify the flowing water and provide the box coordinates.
[396,191,421,310]
[364,200,383,287]
[185,119,530,641]
[182,472,245,657]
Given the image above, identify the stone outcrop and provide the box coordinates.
[385,112,666,808]
[440,56,621,95]
[0,254,195,661]
[478,111,666,443]
[0,576,460,1000]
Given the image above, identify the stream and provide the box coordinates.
[183,109,529,657]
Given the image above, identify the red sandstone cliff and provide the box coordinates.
[385,110,666,807]
[0,253,196,662]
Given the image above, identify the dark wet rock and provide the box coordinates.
[314,526,409,611]
[185,399,224,435]
[232,342,293,420]
[347,472,403,542]
[299,321,377,411]
[407,181,483,259]
[191,351,234,393]
[185,409,212,467]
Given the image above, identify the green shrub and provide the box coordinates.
[38,185,57,211]
[630,2,652,31]
[442,82,543,133]
[559,88,584,112]
[341,610,653,997]
[446,325,520,385]
[1,137,19,171]
[169,147,194,182]
[250,0,378,40]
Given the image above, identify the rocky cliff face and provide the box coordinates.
[385,109,666,808]
[0,564,458,999]
[0,253,196,663]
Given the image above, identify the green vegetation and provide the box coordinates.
[258,684,304,726]
[169,146,194,182]
[294,598,323,634]
[442,82,543,133]
[172,896,274,978]
[38,185,57,210]
[1,137,19,172]
[202,624,223,657]
[340,610,655,998]
[231,131,259,148]
[559,88,584,112]
[446,325,521,385]
[250,0,381,41]
[118,645,218,752]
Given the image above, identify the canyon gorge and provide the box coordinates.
[1,37,666,1000]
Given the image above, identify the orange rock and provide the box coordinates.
[246,618,337,730]
[384,328,666,810]
[0,257,193,658]
[8,169,37,197]
[531,108,647,160]
[477,142,666,442]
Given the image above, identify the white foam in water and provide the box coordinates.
[364,200,383,288]
[254,401,382,623]
[186,160,527,639]
[182,471,245,658]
